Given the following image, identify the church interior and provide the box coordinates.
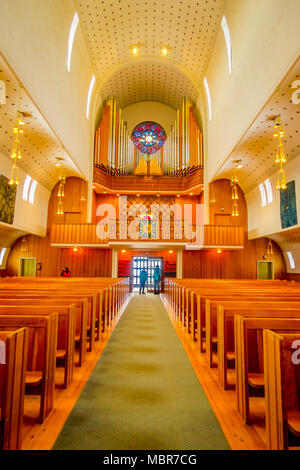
[1,0,300,452]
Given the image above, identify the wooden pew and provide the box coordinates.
[0,313,58,423]
[0,328,28,450]
[206,298,300,367]
[0,295,88,367]
[0,301,76,388]
[215,302,300,388]
[263,330,300,450]
[234,314,300,424]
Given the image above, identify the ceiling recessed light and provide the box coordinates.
[161,46,169,56]
[131,45,139,55]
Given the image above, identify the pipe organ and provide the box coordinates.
[94,97,202,176]
[94,97,134,175]
[163,98,203,175]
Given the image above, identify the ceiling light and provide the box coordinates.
[131,46,139,55]
[161,46,169,56]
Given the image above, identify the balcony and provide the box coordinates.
[93,165,204,194]
[50,222,244,250]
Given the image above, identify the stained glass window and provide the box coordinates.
[131,121,166,155]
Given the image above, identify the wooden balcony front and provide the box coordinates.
[93,165,204,194]
[50,222,244,249]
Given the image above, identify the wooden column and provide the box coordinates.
[176,250,183,279]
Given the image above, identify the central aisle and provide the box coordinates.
[53,294,229,450]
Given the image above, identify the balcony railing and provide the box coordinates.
[93,165,203,193]
[51,222,244,248]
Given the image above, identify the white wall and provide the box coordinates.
[122,101,177,136]
[0,0,96,181]
[203,0,300,183]
[0,151,51,238]
[246,152,300,273]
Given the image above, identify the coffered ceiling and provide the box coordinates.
[0,54,81,190]
[75,0,226,109]
[214,57,300,194]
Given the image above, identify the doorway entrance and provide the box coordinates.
[257,260,274,280]
[131,256,163,292]
[18,257,37,277]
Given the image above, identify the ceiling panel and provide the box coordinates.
[100,60,198,110]
[76,0,226,107]
[0,55,80,190]
[215,57,300,194]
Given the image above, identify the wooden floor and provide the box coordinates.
[21,293,269,450]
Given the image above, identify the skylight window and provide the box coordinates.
[287,251,296,270]
[259,183,267,207]
[264,178,273,204]
[221,15,233,75]
[66,12,79,72]
[86,74,96,119]
[0,248,6,265]
[203,77,212,121]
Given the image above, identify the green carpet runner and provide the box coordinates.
[53,294,229,450]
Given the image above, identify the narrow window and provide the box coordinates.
[66,12,79,72]
[287,251,296,270]
[0,248,6,265]
[264,178,273,204]
[259,183,267,207]
[86,74,96,119]
[221,15,233,75]
[22,175,32,201]
[28,179,37,204]
[203,77,212,121]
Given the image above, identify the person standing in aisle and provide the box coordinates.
[139,267,148,294]
[154,264,161,294]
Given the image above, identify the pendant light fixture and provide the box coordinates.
[274,88,287,190]
[55,157,65,216]
[267,238,274,256]
[9,83,24,186]
[231,160,240,217]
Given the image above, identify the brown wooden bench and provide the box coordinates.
[234,314,300,425]
[0,301,76,388]
[0,328,28,450]
[214,302,300,387]
[0,313,58,423]
[263,330,300,449]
